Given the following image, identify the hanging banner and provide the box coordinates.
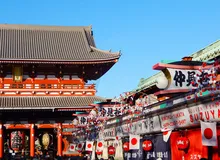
[143,134,171,160]
[160,108,190,129]
[188,100,220,124]
[124,139,143,160]
[171,129,208,160]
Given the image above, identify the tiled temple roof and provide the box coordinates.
[0,24,120,63]
[0,96,106,110]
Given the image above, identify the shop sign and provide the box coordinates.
[132,116,161,134]
[166,68,210,90]
[160,108,190,129]
[188,100,220,124]
[98,106,123,118]
[116,116,160,136]
[103,128,116,139]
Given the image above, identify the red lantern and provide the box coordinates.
[123,142,130,152]
[143,140,153,151]
[176,137,190,150]
[96,150,102,155]
[10,131,25,152]
[108,146,115,155]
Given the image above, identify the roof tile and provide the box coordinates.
[0,24,120,62]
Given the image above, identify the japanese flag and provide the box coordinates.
[161,128,172,142]
[77,143,84,152]
[96,140,104,152]
[85,141,94,151]
[129,134,140,150]
[201,121,217,146]
[69,143,76,152]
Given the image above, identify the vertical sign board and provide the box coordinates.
[13,65,23,82]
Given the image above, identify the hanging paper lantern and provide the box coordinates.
[142,140,153,151]
[108,145,115,155]
[72,118,79,126]
[123,142,129,152]
[176,137,190,150]
[96,150,102,155]
[10,131,25,152]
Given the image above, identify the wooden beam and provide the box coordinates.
[36,124,58,129]
[5,124,30,129]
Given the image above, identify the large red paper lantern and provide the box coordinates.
[123,142,130,152]
[142,140,153,151]
[108,146,115,155]
[10,131,25,152]
[176,137,190,150]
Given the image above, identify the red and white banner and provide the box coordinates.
[69,143,76,152]
[161,128,172,142]
[77,143,84,151]
[96,140,104,152]
[201,121,217,146]
[85,141,94,151]
[129,134,140,150]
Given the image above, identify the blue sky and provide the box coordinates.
[0,0,220,98]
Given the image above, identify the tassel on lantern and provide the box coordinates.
[102,141,108,159]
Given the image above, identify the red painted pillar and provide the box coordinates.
[30,124,35,157]
[57,123,62,157]
[0,124,3,159]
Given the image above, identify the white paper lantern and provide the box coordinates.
[90,110,97,118]
[156,76,169,89]
[73,119,79,125]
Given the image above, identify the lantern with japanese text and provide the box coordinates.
[142,140,153,151]
[176,137,190,150]
[10,131,25,152]
[108,145,115,155]
[123,142,129,152]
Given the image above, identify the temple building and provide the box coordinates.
[0,24,120,159]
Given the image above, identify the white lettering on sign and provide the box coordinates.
[188,100,220,124]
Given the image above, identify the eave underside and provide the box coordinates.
[0,96,106,110]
